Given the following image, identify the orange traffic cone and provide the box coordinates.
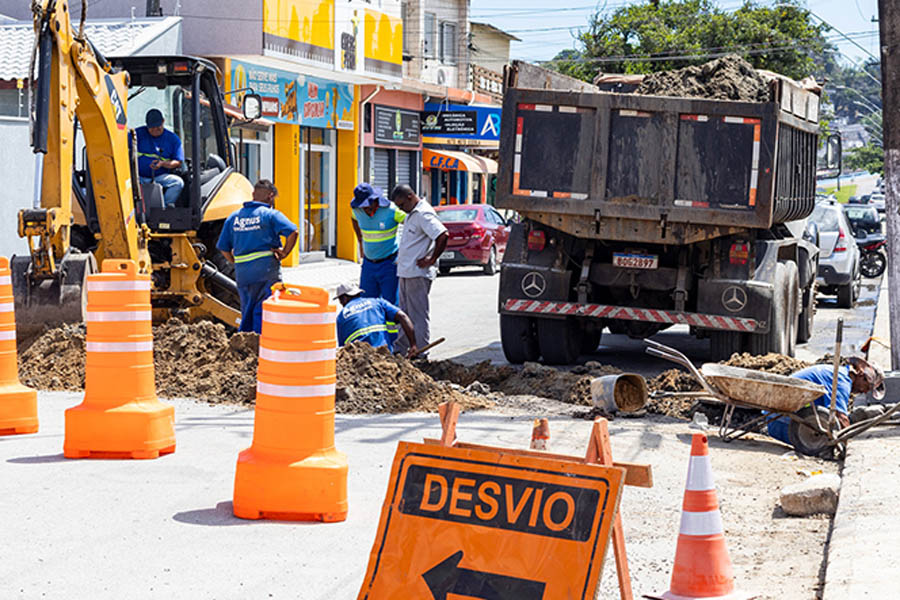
[233,284,347,522]
[649,434,754,600]
[530,417,549,450]
[64,260,175,459]
[0,257,38,435]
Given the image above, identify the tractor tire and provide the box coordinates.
[537,317,583,365]
[500,314,540,364]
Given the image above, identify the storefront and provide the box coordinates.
[225,59,356,259]
[361,87,422,198]
[423,148,498,206]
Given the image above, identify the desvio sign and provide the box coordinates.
[357,441,625,600]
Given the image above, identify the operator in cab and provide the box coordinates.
[216,179,299,334]
[767,357,886,444]
[134,109,185,207]
[335,281,417,358]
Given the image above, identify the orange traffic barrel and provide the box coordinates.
[63,260,175,459]
[0,257,38,435]
[233,283,347,522]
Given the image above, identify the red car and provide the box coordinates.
[435,204,511,275]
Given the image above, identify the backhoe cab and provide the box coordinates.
[16,3,257,338]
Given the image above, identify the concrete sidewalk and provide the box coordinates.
[282,257,360,297]
[823,273,899,599]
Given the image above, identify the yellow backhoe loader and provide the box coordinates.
[16,0,262,336]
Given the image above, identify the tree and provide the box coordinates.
[845,143,884,175]
[549,0,832,82]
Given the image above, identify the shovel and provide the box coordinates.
[408,337,446,360]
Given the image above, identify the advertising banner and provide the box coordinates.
[229,59,355,130]
[422,102,502,143]
[373,104,421,147]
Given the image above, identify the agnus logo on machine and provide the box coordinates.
[401,465,598,540]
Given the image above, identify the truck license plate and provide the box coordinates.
[613,253,658,269]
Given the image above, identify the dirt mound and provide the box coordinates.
[723,352,811,376]
[420,359,620,406]
[636,54,771,102]
[19,323,87,390]
[336,342,490,413]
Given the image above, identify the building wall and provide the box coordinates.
[409,0,469,89]
[361,86,424,148]
[470,26,511,74]
[0,118,33,258]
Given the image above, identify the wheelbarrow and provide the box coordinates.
[645,338,900,458]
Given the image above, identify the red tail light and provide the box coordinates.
[834,229,848,252]
[466,223,484,239]
[729,242,749,265]
[528,230,546,251]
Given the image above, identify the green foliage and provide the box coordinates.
[822,184,857,204]
[825,60,882,121]
[845,143,884,176]
[549,0,832,82]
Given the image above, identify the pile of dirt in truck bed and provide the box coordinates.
[336,343,490,413]
[420,359,621,406]
[18,321,489,413]
[635,54,771,102]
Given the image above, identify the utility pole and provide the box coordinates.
[878,0,900,369]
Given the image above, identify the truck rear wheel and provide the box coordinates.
[537,317,583,365]
[500,314,540,364]
[797,284,815,344]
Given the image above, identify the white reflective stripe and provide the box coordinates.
[0,302,13,312]
[86,310,152,322]
[513,153,521,173]
[680,510,724,536]
[0,275,10,285]
[87,280,151,292]
[0,330,15,341]
[86,341,153,353]
[262,311,336,325]
[259,347,336,363]
[723,116,745,124]
[534,104,553,112]
[685,455,715,491]
[257,381,335,398]
[558,106,577,113]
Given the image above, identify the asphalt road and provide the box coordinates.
[428,266,882,375]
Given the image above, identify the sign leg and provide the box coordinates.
[585,418,633,600]
[438,401,460,447]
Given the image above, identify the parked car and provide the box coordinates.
[811,201,861,308]
[435,204,510,275]
[868,193,886,214]
[843,205,882,238]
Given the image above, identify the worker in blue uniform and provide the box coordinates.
[350,183,406,305]
[767,357,885,444]
[216,179,298,334]
[335,281,418,358]
[133,108,185,207]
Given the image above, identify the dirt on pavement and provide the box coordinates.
[635,54,772,102]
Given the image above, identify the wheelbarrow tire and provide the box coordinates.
[788,405,836,458]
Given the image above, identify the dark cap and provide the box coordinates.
[351,183,388,209]
[145,109,164,127]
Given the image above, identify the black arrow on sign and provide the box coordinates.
[422,550,546,600]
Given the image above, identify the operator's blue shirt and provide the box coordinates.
[216,201,298,286]
[352,205,406,260]
[337,297,401,351]
[133,126,184,177]
[767,365,852,444]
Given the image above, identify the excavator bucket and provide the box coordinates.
[11,253,97,340]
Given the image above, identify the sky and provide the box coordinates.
[469,0,881,68]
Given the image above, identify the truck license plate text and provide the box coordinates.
[612,253,658,270]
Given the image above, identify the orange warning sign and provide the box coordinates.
[358,441,626,599]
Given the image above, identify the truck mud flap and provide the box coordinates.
[502,298,759,332]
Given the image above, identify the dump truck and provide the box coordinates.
[496,62,823,364]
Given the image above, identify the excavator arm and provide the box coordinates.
[15,0,150,335]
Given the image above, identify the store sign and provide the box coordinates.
[422,103,502,142]
[228,59,355,129]
[262,0,402,81]
[373,104,421,147]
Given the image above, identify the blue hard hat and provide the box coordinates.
[351,183,389,209]
[145,109,164,127]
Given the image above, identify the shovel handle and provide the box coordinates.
[408,337,446,359]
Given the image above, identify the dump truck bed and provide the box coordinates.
[496,85,820,245]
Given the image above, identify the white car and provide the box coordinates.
[869,193,886,214]
[811,201,861,308]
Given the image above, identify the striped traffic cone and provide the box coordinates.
[530,418,549,450]
[649,434,754,600]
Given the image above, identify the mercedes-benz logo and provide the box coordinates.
[521,271,547,298]
[722,285,748,313]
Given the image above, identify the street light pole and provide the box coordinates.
[878,0,900,370]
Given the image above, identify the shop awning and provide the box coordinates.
[423,149,498,174]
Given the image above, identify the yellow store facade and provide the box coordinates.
[223,0,403,265]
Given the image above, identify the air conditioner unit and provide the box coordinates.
[436,68,449,86]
